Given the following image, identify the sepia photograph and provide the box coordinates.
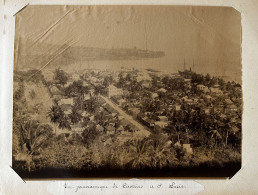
[12,5,242,178]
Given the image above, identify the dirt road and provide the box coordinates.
[101,95,151,138]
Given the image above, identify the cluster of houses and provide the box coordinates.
[104,69,241,140]
[46,67,241,152]
[47,73,145,140]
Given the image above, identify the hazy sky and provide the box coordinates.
[15,5,241,81]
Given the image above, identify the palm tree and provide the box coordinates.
[53,68,69,87]
[69,108,82,125]
[149,134,175,168]
[58,115,71,130]
[126,138,152,169]
[209,129,222,148]
[69,108,82,143]
[48,105,64,134]
[71,80,89,110]
[81,124,99,145]
[163,122,176,136]
[94,85,104,95]
[103,75,114,88]
[84,97,99,114]
[17,120,52,172]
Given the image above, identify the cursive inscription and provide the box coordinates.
[169,182,185,188]
[64,181,187,192]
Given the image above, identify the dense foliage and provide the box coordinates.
[12,69,242,174]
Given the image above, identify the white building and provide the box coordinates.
[58,98,74,106]
[72,74,80,80]
[157,88,167,93]
[197,84,209,93]
[175,105,181,111]
[107,85,123,98]
[151,93,159,99]
[183,144,193,154]
[154,121,169,128]
[142,80,151,88]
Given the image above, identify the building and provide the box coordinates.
[58,98,74,113]
[82,81,89,87]
[136,76,144,82]
[84,94,91,100]
[197,84,209,93]
[64,109,72,115]
[72,74,80,80]
[204,108,211,115]
[154,121,169,128]
[50,86,62,96]
[227,104,238,113]
[71,123,84,134]
[142,80,151,88]
[64,81,74,88]
[213,84,220,88]
[137,115,155,128]
[225,99,233,105]
[184,78,192,83]
[158,116,168,122]
[157,88,167,93]
[58,98,74,106]
[106,125,116,135]
[204,95,212,100]
[184,98,197,105]
[182,144,193,154]
[128,107,141,117]
[117,125,124,133]
[151,93,159,99]
[81,111,89,117]
[107,85,123,98]
[210,87,223,95]
[174,105,181,111]
[59,104,72,113]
